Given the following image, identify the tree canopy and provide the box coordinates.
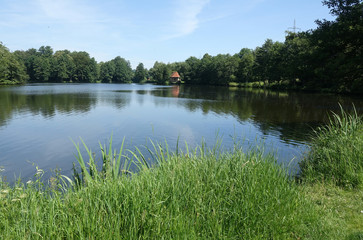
[1,0,362,93]
[147,0,362,93]
[0,42,27,84]
[3,46,134,84]
[133,63,147,83]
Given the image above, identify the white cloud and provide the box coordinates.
[163,0,211,40]
[35,0,96,23]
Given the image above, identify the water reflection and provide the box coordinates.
[1,83,362,182]
[98,92,131,109]
[0,90,97,126]
[171,86,180,98]
[144,85,363,144]
[1,84,362,146]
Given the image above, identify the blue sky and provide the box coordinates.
[0,0,334,69]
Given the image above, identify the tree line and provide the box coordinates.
[1,0,362,93]
[0,45,148,84]
[151,0,362,93]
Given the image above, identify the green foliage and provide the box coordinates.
[111,56,133,83]
[70,51,98,83]
[147,1,362,92]
[99,61,115,83]
[11,47,100,83]
[71,136,129,186]
[236,48,255,83]
[14,48,37,81]
[299,105,363,188]
[0,42,27,84]
[306,0,363,92]
[33,56,51,82]
[1,0,362,90]
[0,139,334,239]
[282,32,314,86]
[183,56,200,84]
[26,46,53,83]
[303,183,363,239]
[322,0,362,16]
[51,50,75,82]
[163,53,240,86]
[133,63,147,83]
[253,39,285,83]
[149,61,171,84]
[98,57,133,83]
[38,46,53,57]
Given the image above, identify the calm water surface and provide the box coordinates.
[1,83,362,181]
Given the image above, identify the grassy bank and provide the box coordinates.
[1,108,362,239]
[0,143,331,239]
[228,81,360,94]
[298,106,363,239]
[299,106,363,188]
[229,81,297,91]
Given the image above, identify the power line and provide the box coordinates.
[287,19,301,33]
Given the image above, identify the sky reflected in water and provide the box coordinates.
[1,83,362,182]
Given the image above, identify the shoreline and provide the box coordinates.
[1,106,362,239]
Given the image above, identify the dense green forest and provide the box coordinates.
[1,0,362,93]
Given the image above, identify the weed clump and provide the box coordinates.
[299,105,363,188]
[0,139,332,239]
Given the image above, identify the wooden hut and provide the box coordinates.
[170,71,181,84]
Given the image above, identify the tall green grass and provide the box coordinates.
[2,106,362,239]
[299,105,363,188]
[0,139,333,239]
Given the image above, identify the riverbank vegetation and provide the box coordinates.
[299,106,363,239]
[157,0,363,93]
[299,106,363,188]
[1,0,362,93]
[0,141,336,239]
[1,108,363,239]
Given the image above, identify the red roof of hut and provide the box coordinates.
[171,72,180,78]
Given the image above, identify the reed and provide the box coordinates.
[70,136,131,187]
[0,139,334,239]
[299,105,363,188]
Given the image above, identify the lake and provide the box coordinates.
[1,83,362,182]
